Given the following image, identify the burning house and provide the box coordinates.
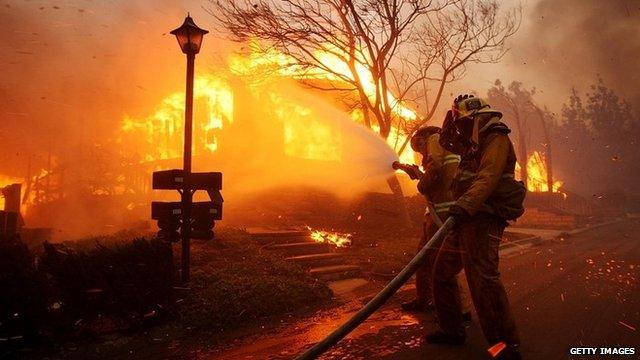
[115,47,420,230]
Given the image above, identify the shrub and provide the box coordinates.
[39,238,176,326]
[0,235,46,343]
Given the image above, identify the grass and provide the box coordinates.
[179,227,333,331]
[40,238,176,330]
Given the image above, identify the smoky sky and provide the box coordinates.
[514,0,640,110]
[0,1,225,176]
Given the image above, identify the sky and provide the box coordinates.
[456,0,639,114]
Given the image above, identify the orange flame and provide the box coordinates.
[516,151,564,195]
[120,75,233,161]
[0,175,22,211]
[119,41,417,165]
[307,227,352,248]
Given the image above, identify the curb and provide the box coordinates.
[499,235,542,250]
[567,217,627,236]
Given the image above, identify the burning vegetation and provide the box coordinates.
[525,151,563,193]
[515,151,564,194]
[308,227,353,248]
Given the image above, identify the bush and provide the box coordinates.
[0,235,46,342]
[39,238,176,325]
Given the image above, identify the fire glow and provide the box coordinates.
[307,227,352,248]
[120,76,234,161]
[118,42,416,165]
[0,175,22,210]
[527,151,563,192]
[516,151,564,194]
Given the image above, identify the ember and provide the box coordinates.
[618,320,636,332]
[487,342,507,358]
[307,227,352,248]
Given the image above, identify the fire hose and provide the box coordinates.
[294,217,456,360]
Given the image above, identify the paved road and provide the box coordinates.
[211,219,640,360]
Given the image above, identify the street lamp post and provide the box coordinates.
[170,14,209,283]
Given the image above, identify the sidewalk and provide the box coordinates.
[506,227,562,241]
[510,216,628,240]
[502,216,629,257]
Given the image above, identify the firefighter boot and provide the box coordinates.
[401,299,434,312]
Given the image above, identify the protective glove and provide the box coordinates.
[448,204,470,225]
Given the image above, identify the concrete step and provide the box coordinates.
[286,252,345,267]
[327,278,370,298]
[246,227,311,245]
[309,264,362,281]
[266,242,330,256]
[246,227,308,237]
[253,235,311,245]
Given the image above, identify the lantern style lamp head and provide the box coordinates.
[170,14,209,55]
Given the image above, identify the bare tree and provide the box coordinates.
[394,0,521,153]
[533,105,555,192]
[211,0,437,139]
[211,0,520,149]
[487,80,535,188]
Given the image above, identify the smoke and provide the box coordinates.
[14,0,638,234]
[0,1,229,238]
[0,1,220,174]
[513,0,640,110]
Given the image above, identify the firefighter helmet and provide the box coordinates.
[410,126,440,152]
[449,94,505,146]
[452,95,502,120]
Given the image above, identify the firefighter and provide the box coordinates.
[427,95,526,360]
[400,126,471,321]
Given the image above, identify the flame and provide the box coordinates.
[0,176,21,211]
[272,92,342,161]
[0,41,422,228]
[0,175,29,215]
[312,48,417,164]
[120,75,233,161]
[307,226,352,248]
[516,151,564,194]
[120,41,417,165]
[313,49,417,122]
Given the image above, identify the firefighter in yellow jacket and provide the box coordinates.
[428,95,526,360]
[400,126,470,319]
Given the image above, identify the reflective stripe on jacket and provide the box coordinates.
[433,201,456,213]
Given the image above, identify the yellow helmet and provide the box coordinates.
[452,95,502,120]
[452,95,503,145]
